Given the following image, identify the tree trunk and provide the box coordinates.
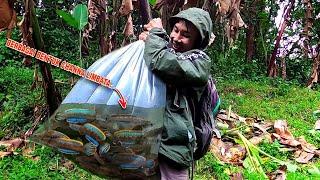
[267,0,295,77]
[307,44,320,88]
[29,0,61,114]
[246,24,255,61]
[281,56,286,80]
[139,0,152,25]
[302,0,313,57]
[98,0,108,56]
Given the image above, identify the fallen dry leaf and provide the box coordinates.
[224,144,246,163]
[22,142,35,157]
[0,151,12,158]
[295,151,314,164]
[249,133,272,145]
[294,150,302,158]
[0,138,24,158]
[230,172,243,180]
[269,165,286,180]
[62,159,75,170]
[210,137,229,162]
[296,136,317,153]
[253,122,273,133]
[0,138,24,152]
[274,120,295,140]
[217,113,229,121]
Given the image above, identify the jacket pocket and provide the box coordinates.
[162,91,190,145]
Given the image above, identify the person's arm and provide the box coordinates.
[144,28,211,87]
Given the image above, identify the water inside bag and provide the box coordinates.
[31,41,166,178]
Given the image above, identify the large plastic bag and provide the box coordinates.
[31,40,166,178]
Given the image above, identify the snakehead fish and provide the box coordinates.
[49,138,84,154]
[108,145,134,154]
[58,148,80,155]
[55,108,96,123]
[111,153,146,170]
[76,156,101,173]
[98,166,121,177]
[69,123,106,145]
[98,142,111,156]
[37,130,70,142]
[113,130,144,140]
[107,115,152,130]
[84,142,98,156]
[66,117,87,124]
[144,159,156,169]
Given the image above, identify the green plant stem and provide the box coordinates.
[237,131,293,166]
[79,30,82,68]
[237,131,267,178]
[225,125,248,134]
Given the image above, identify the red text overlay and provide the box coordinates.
[6,39,127,109]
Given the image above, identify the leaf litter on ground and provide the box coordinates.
[210,107,320,179]
[1,106,319,179]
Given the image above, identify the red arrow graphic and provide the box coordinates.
[114,88,127,109]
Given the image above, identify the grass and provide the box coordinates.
[0,145,102,180]
[195,77,320,179]
[1,64,320,179]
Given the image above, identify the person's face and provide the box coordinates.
[169,20,199,52]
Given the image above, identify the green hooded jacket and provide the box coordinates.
[144,8,213,168]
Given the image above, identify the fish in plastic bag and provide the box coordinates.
[31,40,166,178]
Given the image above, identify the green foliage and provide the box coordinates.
[56,10,78,29]
[0,67,41,138]
[195,153,232,180]
[56,4,88,31]
[149,0,157,6]
[217,77,320,146]
[0,146,102,179]
[0,31,23,67]
[208,44,265,80]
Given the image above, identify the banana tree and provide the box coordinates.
[56,4,88,67]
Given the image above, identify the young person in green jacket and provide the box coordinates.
[139,8,213,180]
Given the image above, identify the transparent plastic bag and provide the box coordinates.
[31,40,166,178]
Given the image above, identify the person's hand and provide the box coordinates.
[139,31,149,41]
[144,18,163,31]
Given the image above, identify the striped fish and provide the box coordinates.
[58,148,80,155]
[107,115,152,130]
[49,138,84,153]
[69,123,106,144]
[144,159,156,169]
[84,142,98,156]
[98,142,111,156]
[85,135,100,146]
[111,153,146,170]
[83,123,106,141]
[114,130,144,140]
[66,117,88,124]
[44,130,70,140]
[55,108,96,122]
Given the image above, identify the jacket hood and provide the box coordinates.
[169,8,213,50]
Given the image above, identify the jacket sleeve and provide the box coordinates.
[143,28,211,87]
